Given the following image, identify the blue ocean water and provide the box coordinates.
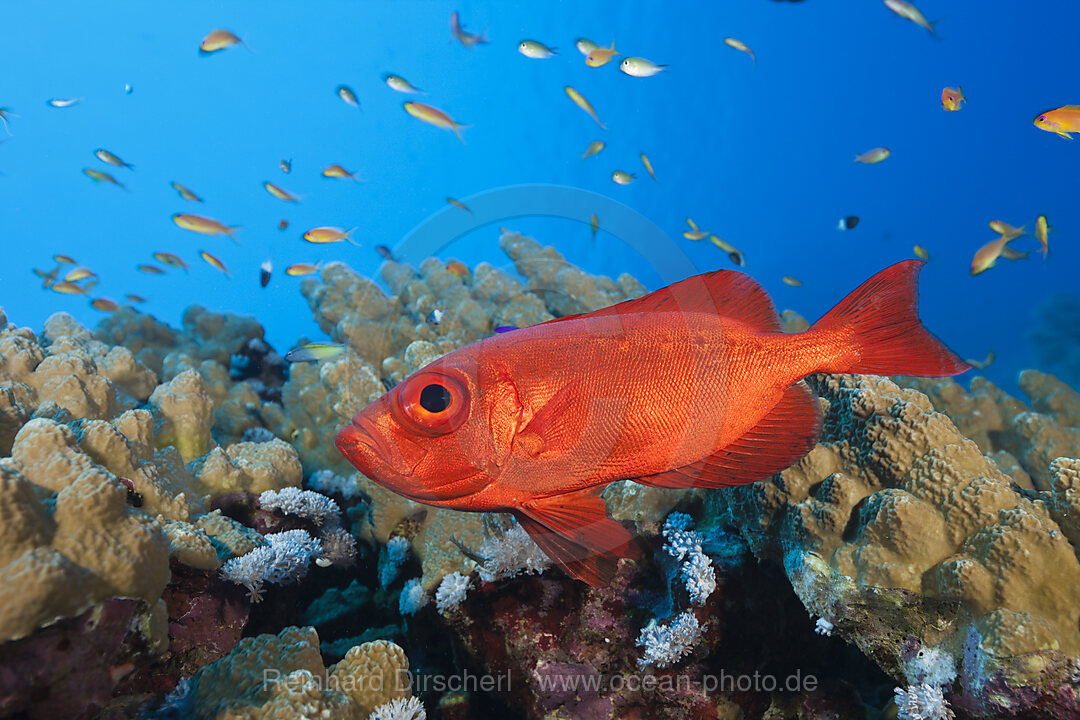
[1,1,1075,394]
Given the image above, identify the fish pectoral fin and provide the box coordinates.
[515,487,637,586]
[538,267,780,331]
[636,381,822,489]
[515,381,584,458]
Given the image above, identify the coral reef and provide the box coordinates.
[3,232,1080,718]
[717,372,1080,717]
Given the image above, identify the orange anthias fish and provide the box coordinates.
[941,86,965,111]
[337,260,969,585]
[1033,106,1080,139]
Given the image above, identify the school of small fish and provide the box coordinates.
[8,4,1067,322]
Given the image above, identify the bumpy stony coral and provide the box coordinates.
[718,373,1080,713]
[898,370,1080,491]
[187,626,412,720]
[0,419,171,643]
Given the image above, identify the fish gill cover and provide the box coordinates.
[1,2,1079,720]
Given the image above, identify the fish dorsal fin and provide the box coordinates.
[541,269,780,331]
[635,381,822,489]
[514,487,637,586]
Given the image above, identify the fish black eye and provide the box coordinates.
[420,383,452,413]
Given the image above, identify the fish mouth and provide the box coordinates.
[335,416,414,478]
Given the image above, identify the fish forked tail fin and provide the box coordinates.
[811,259,970,377]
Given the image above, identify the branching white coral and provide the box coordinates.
[399,578,429,616]
[662,512,716,605]
[636,610,704,668]
[258,487,340,526]
[477,522,551,582]
[435,571,470,613]
[814,618,834,636]
[379,535,411,588]
[307,469,362,501]
[894,683,955,720]
[219,529,322,602]
[369,696,426,720]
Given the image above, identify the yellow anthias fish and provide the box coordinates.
[64,266,96,282]
[585,41,619,68]
[280,158,292,174]
[173,213,239,241]
[683,230,708,241]
[518,40,557,59]
[710,235,738,253]
[611,170,635,185]
[53,254,76,264]
[941,86,965,111]
[286,262,321,276]
[447,197,472,214]
[384,74,424,94]
[90,298,119,312]
[913,245,930,260]
[590,213,599,241]
[1035,215,1049,258]
[883,0,936,34]
[641,153,658,181]
[153,252,189,271]
[171,182,203,202]
[322,164,362,181]
[199,250,230,276]
[854,147,890,164]
[95,148,134,169]
[581,140,605,158]
[264,182,300,202]
[565,87,605,129]
[1033,106,1080,140]
[125,294,147,304]
[988,220,1025,241]
[1000,247,1029,261]
[51,282,88,295]
[724,38,756,65]
[137,264,165,274]
[304,226,360,246]
[403,102,466,142]
[84,168,126,189]
[970,236,1014,275]
[200,29,246,54]
[782,276,803,287]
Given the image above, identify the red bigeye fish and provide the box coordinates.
[336,260,969,586]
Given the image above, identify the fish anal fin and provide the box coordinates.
[515,487,636,586]
[636,381,822,489]
[540,269,780,331]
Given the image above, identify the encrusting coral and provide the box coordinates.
[184,626,414,719]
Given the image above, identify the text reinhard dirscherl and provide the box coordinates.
[262,668,817,695]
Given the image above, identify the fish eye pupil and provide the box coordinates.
[419,383,452,413]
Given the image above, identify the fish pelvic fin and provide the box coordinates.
[515,486,637,586]
[810,259,970,377]
[636,381,821,489]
